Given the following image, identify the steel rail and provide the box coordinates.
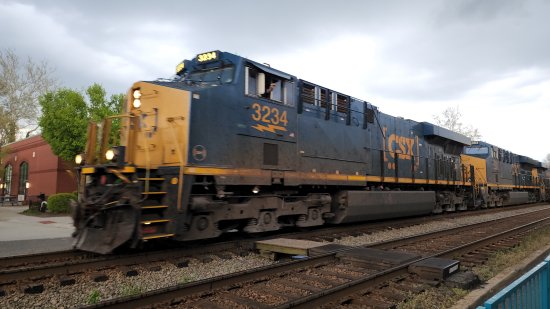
[0,250,86,269]
[0,241,241,283]
[281,215,550,308]
[81,206,550,308]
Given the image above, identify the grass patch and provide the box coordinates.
[119,284,143,297]
[20,208,43,216]
[473,225,550,281]
[398,287,467,309]
[180,274,197,284]
[19,208,69,217]
[87,290,101,304]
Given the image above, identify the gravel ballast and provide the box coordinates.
[1,204,548,308]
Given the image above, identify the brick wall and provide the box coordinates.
[1,135,77,201]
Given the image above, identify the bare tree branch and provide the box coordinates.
[0,49,57,145]
[433,106,481,140]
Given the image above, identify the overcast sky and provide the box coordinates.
[1,0,549,161]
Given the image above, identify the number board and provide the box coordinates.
[196,51,218,63]
[250,102,289,135]
[175,62,185,73]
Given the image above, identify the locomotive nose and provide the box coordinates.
[74,203,138,254]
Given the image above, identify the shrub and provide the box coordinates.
[47,193,76,213]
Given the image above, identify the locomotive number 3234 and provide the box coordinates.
[251,103,288,126]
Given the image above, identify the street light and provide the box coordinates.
[25,182,30,189]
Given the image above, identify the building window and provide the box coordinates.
[4,164,12,195]
[19,162,28,196]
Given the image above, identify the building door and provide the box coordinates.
[4,164,12,195]
[18,162,28,197]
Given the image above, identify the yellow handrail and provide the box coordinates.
[167,117,185,211]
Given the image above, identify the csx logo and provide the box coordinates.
[383,128,419,170]
[250,103,288,134]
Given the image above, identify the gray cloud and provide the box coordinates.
[2,0,550,159]
[3,0,550,97]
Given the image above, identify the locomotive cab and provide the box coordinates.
[73,50,297,253]
[73,52,227,253]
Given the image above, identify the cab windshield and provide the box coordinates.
[464,146,489,156]
[181,64,234,87]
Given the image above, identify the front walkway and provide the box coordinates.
[0,206,74,257]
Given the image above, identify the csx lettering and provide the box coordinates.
[382,127,420,170]
[197,52,217,62]
[251,103,288,126]
[387,134,415,160]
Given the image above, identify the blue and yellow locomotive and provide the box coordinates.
[72,51,549,254]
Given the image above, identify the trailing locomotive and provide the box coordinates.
[72,50,549,254]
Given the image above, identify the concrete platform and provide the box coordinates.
[255,238,327,257]
[336,247,421,267]
[0,206,74,257]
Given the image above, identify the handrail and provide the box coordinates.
[167,117,186,211]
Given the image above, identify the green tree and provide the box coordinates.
[86,84,123,146]
[86,83,123,121]
[0,49,56,145]
[39,84,124,162]
[39,89,88,161]
[433,106,481,140]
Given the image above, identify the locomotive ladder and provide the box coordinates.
[138,175,175,241]
[135,120,176,242]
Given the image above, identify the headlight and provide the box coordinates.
[132,99,141,108]
[75,154,84,165]
[132,89,142,108]
[105,149,116,161]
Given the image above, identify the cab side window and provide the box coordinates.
[245,66,257,96]
[245,66,295,106]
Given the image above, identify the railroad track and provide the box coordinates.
[1,203,548,307]
[0,203,542,285]
[76,205,550,308]
[0,240,250,286]
[0,250,93,270]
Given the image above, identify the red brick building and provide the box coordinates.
[1,135,76,202]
